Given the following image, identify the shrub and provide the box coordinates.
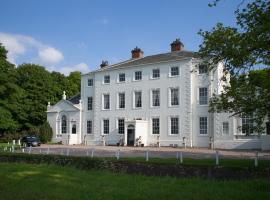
[38,122,53,143]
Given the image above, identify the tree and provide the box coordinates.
[199,0,270,132]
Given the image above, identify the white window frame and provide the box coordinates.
[133,90,142,109]
[102,119,110,135]
[198,87,208,105]
[151,68,160,79]
[168,87,179,107]
[87,78,93,87]
[87,120,92,134]
[117,92,125,109]
[117,118,125,135]
[241,115,254,135]
[134,71,142,81]
[152,117,160,135]
[118,73,125,83]
[169,66,179,77]
[151,89,160,108]
[222,121,229,135]
[168,116,180,135]
[103,75,110,84]
[198,64,208,75]
[87,96,93,111]
[199,117,208,135]
[102,93,110,110]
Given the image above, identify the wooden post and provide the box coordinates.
[215,150,219,166]
[255,151,258,167]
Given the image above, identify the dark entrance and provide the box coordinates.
[127,125,135,146]
[266,122,270,135]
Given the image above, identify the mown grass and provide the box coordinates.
[0,162,269,200]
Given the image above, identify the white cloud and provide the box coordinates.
[0,32,63,65]
[51,62,90,76]
[38,47,63,64]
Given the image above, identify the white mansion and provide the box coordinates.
[47,39,270,149]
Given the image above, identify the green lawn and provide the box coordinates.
[0,163,269,200]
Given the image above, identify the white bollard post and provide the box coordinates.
[176,152,179,160]
[40,149,42,154]
[180,152,183,164]
[66,149,70,156]
[22,148,25,153]
[86,150,89,156]
[146,150,149,162]
[116,149,120,160]
[255,151,258,167]
[12,140,16,146]
[28,146,32,154]
[61,149,64,155]
[12,146,14,153]
[47,147,50,155]
[17,140,21,146]
[91,148,95,158]
[215,150,219,166]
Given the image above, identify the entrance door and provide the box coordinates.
[266,122,270,135]
[127,125,135,146]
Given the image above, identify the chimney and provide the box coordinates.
[100,60,109,68]
[170,38,184,52]
[131,47,144,59]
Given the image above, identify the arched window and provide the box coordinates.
[72,124,76,134]
[61,115,67,134]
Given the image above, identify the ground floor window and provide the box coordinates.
[103,119,109,134]
[222,122,229,134]
[118,119,125,134]
[242,115,254,135]
[152,118,160,134]
[87,121,92,134]
[170,117,179,134]
[199,117,207,135]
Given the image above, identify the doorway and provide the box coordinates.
[127,125,135,146]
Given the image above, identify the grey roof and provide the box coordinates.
[68,93,81,104]
[92,50,199,73]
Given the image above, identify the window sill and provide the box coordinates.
[168,74,180,78]
[116,81,126,84]
[102,109,111,111]
[102,83,110,85]
[132,79,142,82]
[150,106,160,109]
[168,105,180,108]
[198,134,209,137]
[150,77,160,80]
[133,107,142,110]
[117,108,125,110]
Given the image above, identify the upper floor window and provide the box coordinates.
[223,122,229,134]
[103,94,110,110]
[242,115,254,135]
[199,65,208,74]
[88,79,93,86]
[103,119,109,134]
[170,66,179,76]
[134,91,142,108]
[199,88,208,105]
[134,71,142,81]
[104,75,110,84]
[118,119,125,134]
[87,97,93,110]
[199,117,208,135]
[170,117,179,134]
[170,88,179,106]
[152,89,160,107]
[87,120,92,134]
[119,73,125,82]
[61,115,67,134]
[118,93,125,109]
[152,118,160,134]
[152,69,160,79]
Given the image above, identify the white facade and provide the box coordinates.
[47,43,270,149]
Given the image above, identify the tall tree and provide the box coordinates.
[199,0,270,132]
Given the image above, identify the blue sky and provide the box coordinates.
[0,0,240,75]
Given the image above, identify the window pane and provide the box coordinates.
[223,122,229,134]
[61,115,67,134]
[88,97,93,110]
[72,124,76,134]
[171,88,179,106]
[199,117,207,134]
[104,75,110,84]
[88,79,93,86]
[119,93,125,108]
[242,115,254,134]
[135,91,142,108]
[171,67,179,76]
[152,69,160,78]
[87,121,92,134]
[118,119,125,134]
[171,117,179,134]
[135,71,142,80]
[152,118,160,134]
[103,94,110,109]
[152,90,160,107]
[119,73,125,82]
[199,65,207,74]
[103,119,109,134]
[199,88,208,105]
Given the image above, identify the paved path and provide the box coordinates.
[23,144,270,160]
